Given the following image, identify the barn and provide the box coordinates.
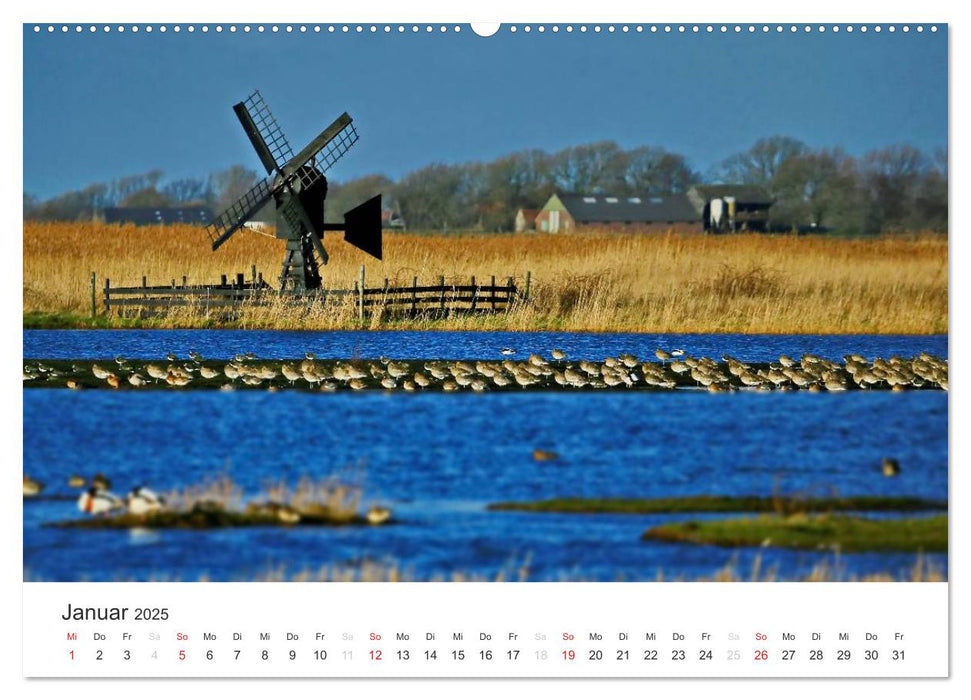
[535,193,699,233]
[686,185,773,233]
[514,208,539,232]
[103,206,213,226]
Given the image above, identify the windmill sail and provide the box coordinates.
[206,177,275,251]
[233,90,295,175]
[280,113,358,189]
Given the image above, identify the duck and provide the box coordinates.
[127,486,165,515]
[366,506,392,525]
[23,475,44,496]
[500,348,516,356]
[78,487,124,515]
[671,349,686,357]
[92,473,112,490]
[882,457,901,477]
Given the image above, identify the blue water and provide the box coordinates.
[23,331,948,582]
[23,329,948,363]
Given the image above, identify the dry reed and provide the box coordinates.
[23,221,948,334]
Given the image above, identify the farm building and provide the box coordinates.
[102,206,213,226]
[514,208,539,232]
[686,185,773,233]
[382,208,406,230]
[535,193,698,233]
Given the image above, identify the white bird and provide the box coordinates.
[500,348,516,356]
[78,488,124,515]
[671,349,686,357]
[127,486,165,516]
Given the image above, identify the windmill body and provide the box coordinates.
[207,90,382,292]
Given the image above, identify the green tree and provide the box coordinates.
[118,187,174,208]
[718,136,808,191]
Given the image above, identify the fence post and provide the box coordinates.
[412,276,418,317]
[524,270,532,302]
[439,275,446,315]
[104,277,111,316]
[490,275,496,312]
[90,272,97,318]
[182,275,187,288]
[358,265,366,321]
[142,275,147,288]
[470,275,477,313]
[251,264,257,286]
[507,276,515,313]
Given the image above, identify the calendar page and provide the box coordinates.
[17,1,953,688]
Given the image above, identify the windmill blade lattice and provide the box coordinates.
[240,90,295,173]
[205,177,275,250]
[285,116,359,190]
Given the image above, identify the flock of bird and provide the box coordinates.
[22,472,165,516]
[23,348,947,393]
[658,350,949,393]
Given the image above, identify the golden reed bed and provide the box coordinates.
[22,221,948,334]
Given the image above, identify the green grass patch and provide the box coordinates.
[641,513,947,552]
[487,495,946,515]
[23,311,147,329]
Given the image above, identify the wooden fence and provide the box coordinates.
[100,267,528,320]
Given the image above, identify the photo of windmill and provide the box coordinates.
[22,25,947,583]
[208,90,383,292]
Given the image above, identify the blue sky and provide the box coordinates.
[23,25,947,198]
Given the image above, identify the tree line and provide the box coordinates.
[24,136,946,235]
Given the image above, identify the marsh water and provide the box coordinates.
[23,330,948,582]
